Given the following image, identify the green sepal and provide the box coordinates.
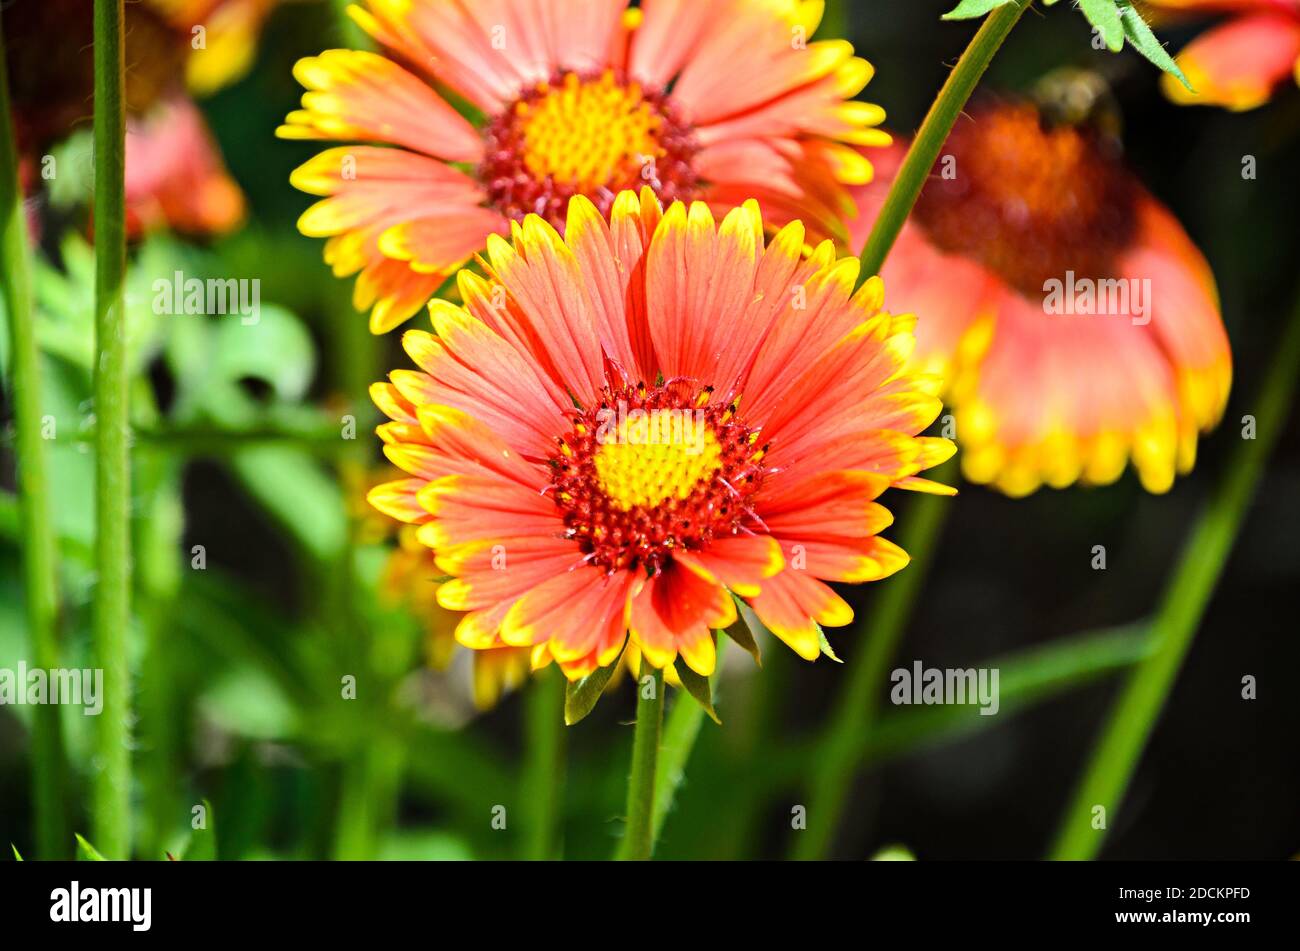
[564,636,628,725]
[674,655,721,725]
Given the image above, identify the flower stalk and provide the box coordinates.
[1050,289,1300,860]
[857,0,1030,281]
[617,662,665,860]
[92,0,132,860]
[522,665,567,860]
[0,14,68,860]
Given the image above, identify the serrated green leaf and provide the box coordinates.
[674,658,721,725]
[11,844,22,861]
[818,626,843,663]
[719,604,761,667]
[75,834,106,861]
[1119,2,1192,90]
[564,637,627,725]
[1080,0,1124,52]
[942,0,1015,20]
[181,800,217,861]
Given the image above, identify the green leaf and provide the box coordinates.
[942,0,1014,20]
[767,622,1152,787]
[818,625,843,663]
[228,447,347,563]
[871,844,916,861]
[674,658,721,725]
[1080,0,1124,52]
[867,623,1152,761]
[199,665,301,741]
[1119,1,1192,89]
[719,604,761,666]
[377,829,474,861]
[564,637,627,725]
[181,800,217,861]
[75,834,106,861]
[11,844,22,861]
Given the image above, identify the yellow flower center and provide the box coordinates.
[517,71,664,192]
[548,381,766,575]
[593,413,724,511]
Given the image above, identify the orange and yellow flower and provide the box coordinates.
[125,95,246,239]
[278,0,889,334]
[847,102,1232,497]
[367,190,953,679]
[1146,0,1300,110]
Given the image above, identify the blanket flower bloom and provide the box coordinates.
[278,0,889,333]
[848,103,1232,497]
[367,190,953,678]
[1146,0,1300,110]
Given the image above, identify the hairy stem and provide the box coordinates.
[617,662,665,860]
[92,0,131,860]
[857,0,1030,282]
[0,12,68,860]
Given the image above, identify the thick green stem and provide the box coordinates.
[1050,295,1300,860]
[857,0,1030,282]
[791,462,955,860]
[0,14,68,860]
[521,665,566,860]
[92,0,131,860]
[617,662,665,860]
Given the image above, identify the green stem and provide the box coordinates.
[92,0,131,860]
[651,637,726,846]
[856,0,1030,282]
[332,738,403,859]
[617,662,665,860]
[791,461,955,861]
[522,665,566,860]
[0,14,68,860]
[1050,295,1300,860]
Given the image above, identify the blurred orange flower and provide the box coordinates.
[1,0,273,240]
[1146,0,1300,110]
[847,103,1232,496]
[125,96,245,239]
[368,189,953,679]
[278,0,889,333]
